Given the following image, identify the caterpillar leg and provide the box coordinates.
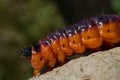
[41,45,57,69]
[57,49,66,65]
[47,52,57,68]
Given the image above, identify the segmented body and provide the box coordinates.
[19,15,120,77]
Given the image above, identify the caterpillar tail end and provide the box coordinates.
[31,52,45,77]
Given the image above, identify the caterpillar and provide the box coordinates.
[19,15,120,77]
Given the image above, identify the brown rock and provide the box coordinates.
[29,47,120,80]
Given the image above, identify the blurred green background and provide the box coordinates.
[0,0,120,80]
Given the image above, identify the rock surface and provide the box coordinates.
[29,47,120,80]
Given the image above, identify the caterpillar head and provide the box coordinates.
[19,47,32,57]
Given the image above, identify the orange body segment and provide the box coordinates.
[31,48,45,76]
[81,27,102,49]
[59,37,73,56]
[68,34,86,54]
[99,22,120,44]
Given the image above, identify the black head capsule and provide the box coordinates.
[33,44,40,52]
[19,47,32,57]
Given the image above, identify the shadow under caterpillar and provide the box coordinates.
[19,15,120,77]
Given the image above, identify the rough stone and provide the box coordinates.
[29,47,120,80]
